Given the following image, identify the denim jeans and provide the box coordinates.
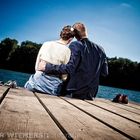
[24,71,63,95]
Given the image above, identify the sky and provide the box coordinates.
[0,0,140,62]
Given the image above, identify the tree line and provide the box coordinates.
[0,38,140,91]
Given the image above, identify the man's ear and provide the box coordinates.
[74,29,81,40]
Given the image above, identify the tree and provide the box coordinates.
[8,40,41,73]
[0,37,139,90]
[0,38,18,68]
[101,57,140,90]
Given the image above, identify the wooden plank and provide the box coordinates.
[0,86,9,96]
[37,93,128,140]
[127,101,140,110]
[95,98,140,115]
[98,98,140,110]
[0,86,10,104]
[62,97,140,140]
[0,88,65,140]
[86,100,140,123]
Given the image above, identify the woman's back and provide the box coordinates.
[24,25,74,95]
[35,41,71,71]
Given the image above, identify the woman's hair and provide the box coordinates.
[60,25,75,41]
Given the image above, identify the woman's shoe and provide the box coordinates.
[4,80,17,88]
[0,81,4,86]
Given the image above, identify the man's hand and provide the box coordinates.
[37,60,46,71]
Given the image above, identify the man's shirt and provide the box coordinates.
[45,38,108,91]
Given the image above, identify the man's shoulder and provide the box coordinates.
[69,41,84,54]
[70,41,82,46]
[69,41,83,50]
[90,41,105,53]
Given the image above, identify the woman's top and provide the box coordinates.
[24,40,71,95]
[35,40,71,71]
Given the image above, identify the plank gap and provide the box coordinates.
[85,100,140,125]
[59,97,136,140]
[98,100,140,116]
[34,92,73,140]
[0,87,10,104]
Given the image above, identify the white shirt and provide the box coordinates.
[35,40,71,71]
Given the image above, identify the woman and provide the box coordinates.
[24,25,74,95]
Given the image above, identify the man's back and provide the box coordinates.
[67,38,108,93]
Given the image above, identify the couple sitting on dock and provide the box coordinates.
[24,22,108,100]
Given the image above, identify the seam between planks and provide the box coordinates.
[123,104,140,111]
[33,92,73,140]
[59,97,136,140]
[0,87,10,104]
[99,99,140,115]
[85,100,140,125]
[102,99,140,111]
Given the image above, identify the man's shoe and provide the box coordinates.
[122,95,128,104]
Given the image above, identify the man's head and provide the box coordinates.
[72,22,87,40]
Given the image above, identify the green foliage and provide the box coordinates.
[0,38,41,73]
[0,38,140,91]
[0,38,18,65]
[100,57,140,91]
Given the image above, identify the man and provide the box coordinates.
[38,22,108,100]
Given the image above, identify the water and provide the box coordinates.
[0,69,31,87]
[0,69,140,103]
[98,85,140,103]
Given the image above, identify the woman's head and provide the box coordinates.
[60,25,75,41]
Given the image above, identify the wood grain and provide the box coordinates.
[0,88,65,140]
[37,93,128,140]
[64,98,140,140]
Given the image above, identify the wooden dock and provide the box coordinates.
[0,86,140,140]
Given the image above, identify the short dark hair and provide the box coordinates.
[60,25,75,41]
[72,22,86,39]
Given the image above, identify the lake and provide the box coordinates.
[0,69,140,103]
